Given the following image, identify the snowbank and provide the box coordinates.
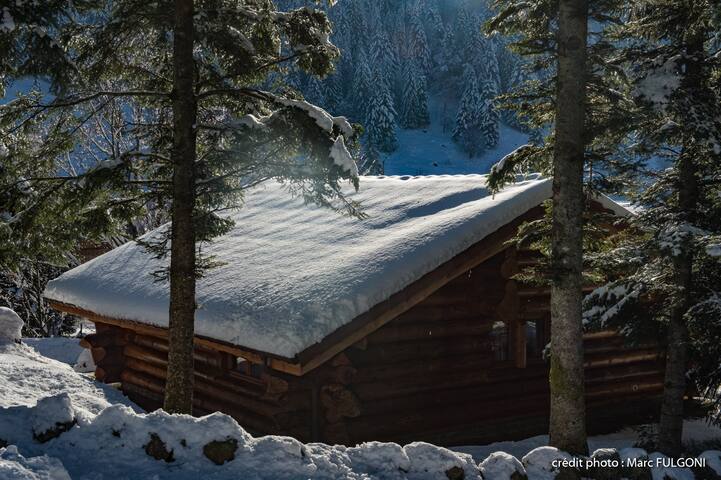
[1,394,483,480]
[0,307,23,342]
[3,392,721,480]
[0,340,137,413]
[0,340,719,480]
[45,175,631,359]
[0,446,71,480]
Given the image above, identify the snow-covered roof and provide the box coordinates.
[44,175,630,359]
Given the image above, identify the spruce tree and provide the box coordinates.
[408,11,432,75]
[400,61,430,129]
[485,0,631,454]
[366,69,398,153]
[583,1,721,456]
[453,65,485,157]
[545,0,589,454]
[1,0,359,413]
[351,47,373,122]
[369,28,399,89]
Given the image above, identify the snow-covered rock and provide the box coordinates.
[619,448,651,480]
[479,451,527,480]
[31,394,76,443]
[346,441,411,476]
[698,451,721,479]
[0,307,23,342]
[588,448,622,480]
[649,453,694,480]
[404,442,480,479]
[73,347,96,373]
[522,446,577,480]
[0,446,71,480]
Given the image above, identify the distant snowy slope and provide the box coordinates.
[386,124,529,175]
[384,96,530,175]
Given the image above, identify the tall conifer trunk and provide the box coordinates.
[548,0,588,455]
[164,0,197,414]
[657,35,703,457]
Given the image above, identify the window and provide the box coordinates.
[490,321,509,362]
[525,319,549,360]
[236,356,265,379]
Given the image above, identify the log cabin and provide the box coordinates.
[44,175,664,446]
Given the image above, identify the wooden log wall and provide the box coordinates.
[80,324,317,441]
[81,233,664,447]
[305,247,665,446]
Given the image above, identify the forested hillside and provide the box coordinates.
[277,0,533,174]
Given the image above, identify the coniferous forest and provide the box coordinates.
[278,0,525,172]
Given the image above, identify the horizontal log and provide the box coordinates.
[350,347,493,380]
[120,368,282,433]
[584,348,661,368]
[124,342,226,373]
[122,381,165,412]
[367,320,493,344]
[132,335,227,369]
[587,379,664,399]
[351,336,493,365]
[95,365,122,383]
[516,285,596,299]
[80,330,133,349]
[421,289,504,308]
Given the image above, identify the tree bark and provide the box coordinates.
[164,0,197,414]
[548,0,589,455]
[657,35,703,457]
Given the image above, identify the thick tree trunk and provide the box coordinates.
[164,0,197,414]
[548,0,588,455]
[657,36,703,457]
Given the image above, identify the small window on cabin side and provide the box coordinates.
[525,319,549,360]
[236,356,265,379]
[490,321,509,362]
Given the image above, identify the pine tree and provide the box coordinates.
[479,60,500,149]
[453,66,485,157]
[485,0,635,454]
[408,11,431,74]
[582,1,721,456]
[544,0,590,454]
[400,61,430,129]
[304,75,326,108]
[369,28,399,89]
[1,0,359,413]
[480,99,499,149]
[351,47,373,121]
[366,69,398,153]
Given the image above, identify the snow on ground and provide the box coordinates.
[384,99,529,176]
[21,337,84,367]
[455,419,721,463]
[0,446,71,480]
[0,339,136,413]
[2,336,721,479]
[0,307,23,342]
